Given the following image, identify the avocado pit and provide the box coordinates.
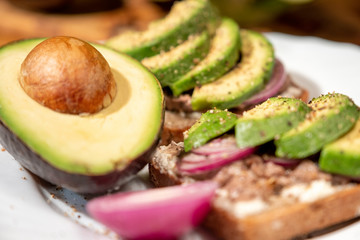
[19,36,117,114]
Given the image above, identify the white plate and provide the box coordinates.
[1,33,360,240]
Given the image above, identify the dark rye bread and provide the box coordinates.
[149,142,360,240]
[160,76,309,145]
[160,111,202,146]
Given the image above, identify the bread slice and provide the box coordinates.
[160,76,309,146]
[160,111,201,146]
[149,142,360,240]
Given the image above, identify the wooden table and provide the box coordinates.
[0,0,165,46]
[0,0,359,46]
[258,0,360,45]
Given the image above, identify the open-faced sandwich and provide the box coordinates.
[105,0,309,145]
[149,93,360,240]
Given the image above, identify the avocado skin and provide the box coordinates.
[275,93,359,159]
[120,21,210,61]
[191,29,275,111]
[184,109,237,152]
[0,38,165,194]
[106,0,220,60]
[235,97,311,148]
[320,146,360,178]
[143,31,211,87]
[319,118,360,177]
[170,18,241,96]
[0,120,161,194]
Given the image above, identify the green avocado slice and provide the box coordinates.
[106,0,219,60]
[275,93,359,159]
[319,118,360,177]
[184,109,238,152]
[0,39,163,178]
[235,97,311,148]
[141,31,211,87]
[170,18,241,96]
[191,29,275,110]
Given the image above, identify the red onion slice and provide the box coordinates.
[191,136,239,155]
[86,181,217,240]
[182,152,211,163]
[179,147,255,175]
[242,59,286,106]
[263,155,301,168]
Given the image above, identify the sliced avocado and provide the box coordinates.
[141,31,211,87]
[170,18,241,96]
[0,38,164,193]
[191,29,275,111]
[106,0,219,60]
[184,109,237,152]
[275,93,359,159]
[319,118,360,177]
[235,97,311,148]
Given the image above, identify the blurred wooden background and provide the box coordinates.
[0,0,359,46]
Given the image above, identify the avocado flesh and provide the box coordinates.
[170,18,241,96]
[106,0,218,60]
[275,93,359,159]
[141,31,211,87]
[184,109,238,152]
[319,118,360,177]
[235,97,311,148]
[191,29,275,110]
[0,39,163,177]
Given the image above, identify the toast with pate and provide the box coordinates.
[150,143,360,240]
[149,93,360,240]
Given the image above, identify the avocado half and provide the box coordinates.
[0,39,164,194]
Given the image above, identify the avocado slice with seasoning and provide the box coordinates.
[235,97,311,148]
[275,93,359,159]
[0,37,164,194]
[191,29,275,111]
[141,31,211,87]
[170,18,241,96]
[319,117,360,177]
[184,109,238,152]
[106,0,219,60]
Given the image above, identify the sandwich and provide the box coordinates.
[149,93,360,240]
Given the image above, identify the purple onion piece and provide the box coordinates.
[242,59,287,107]
[86,181,218,240]
[179,147,255,175]
[191,136,239,156]
[263,155,301,168]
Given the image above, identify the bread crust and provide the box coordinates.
[205,185,360,240]
[160,111,201,145]
[149,157,183,186]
